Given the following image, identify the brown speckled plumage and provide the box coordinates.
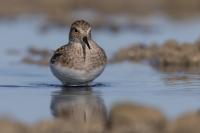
[71,20,91,31]
[50,20,107,72]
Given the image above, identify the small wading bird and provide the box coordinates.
[50,20,107,86]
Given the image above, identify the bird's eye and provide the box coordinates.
[74,28,78,32]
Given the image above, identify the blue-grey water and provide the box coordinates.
[1,16,200,123]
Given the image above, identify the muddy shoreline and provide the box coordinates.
[1,0,200,29]
[19,39,200,72]
[111,40,200,72]
[0,102,199,133]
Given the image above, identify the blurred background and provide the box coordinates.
[1,0,200,132]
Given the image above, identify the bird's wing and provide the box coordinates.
[50,45,67,64]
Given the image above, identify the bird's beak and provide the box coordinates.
[83,36,91,49]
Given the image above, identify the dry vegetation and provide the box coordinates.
[1,103,200,133]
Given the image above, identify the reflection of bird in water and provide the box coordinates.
[50,86,107,131]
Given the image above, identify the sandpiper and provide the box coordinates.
[50,20,107,86]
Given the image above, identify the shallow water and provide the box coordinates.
[1,16,200,123]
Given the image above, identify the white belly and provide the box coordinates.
[50,63,105,85]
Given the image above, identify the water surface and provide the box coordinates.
[1,16,200,123]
